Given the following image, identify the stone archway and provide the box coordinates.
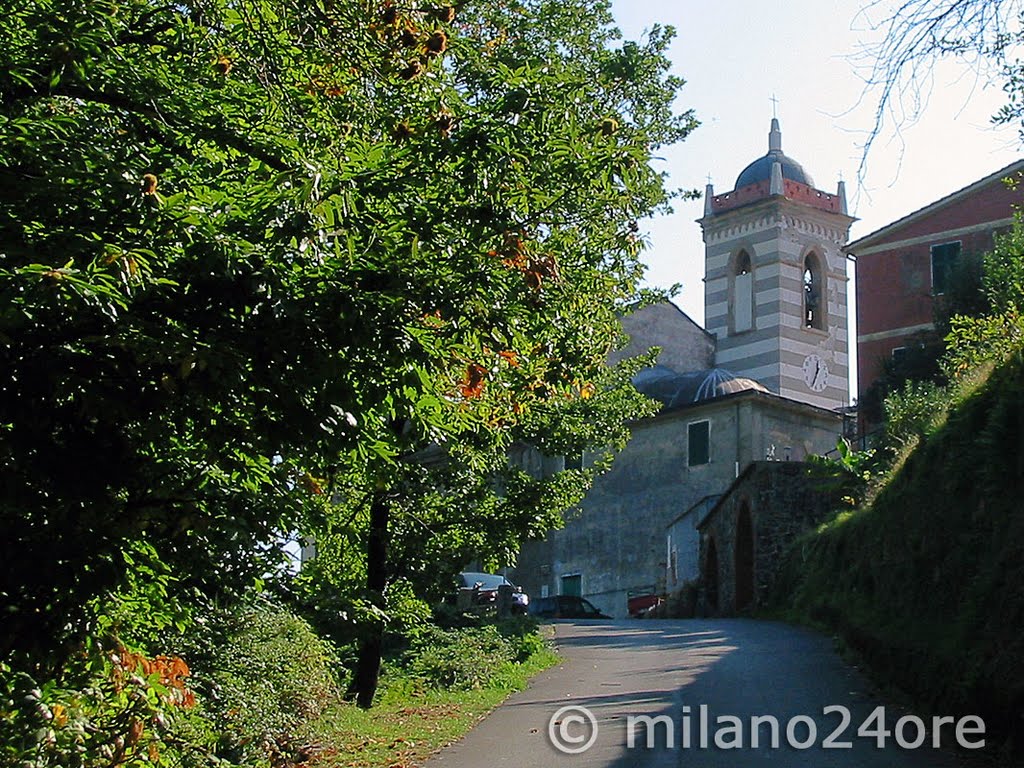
[704,537,719,615]
[735,502,755,611]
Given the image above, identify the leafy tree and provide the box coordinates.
[806,437,877,509]
[290,353,659,664]
[979,211,1024,314]
[0,0,694,705]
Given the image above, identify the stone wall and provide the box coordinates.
[697,461,843,615]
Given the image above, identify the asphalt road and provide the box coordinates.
[425,619,976,767]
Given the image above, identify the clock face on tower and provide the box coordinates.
[802,354,829,392]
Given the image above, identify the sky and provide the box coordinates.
[607,0,1022,394]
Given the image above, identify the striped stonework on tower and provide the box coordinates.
[699,119,854,412]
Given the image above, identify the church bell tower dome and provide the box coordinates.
[734,118,814,189]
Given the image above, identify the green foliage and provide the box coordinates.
[805,437,876,509]
[858,338,945,426]
[402,619,557,692]
[174,602,344,765]
[494,615,549,662]
[291,351,660,660]
[0,599,365,768]
[91,540,192,651]
[379,578,433,645]
[393,614,550,693]
[0,645,214,768]
[407,625,515,690]
[880,378,951,449]
[983,212,1024,313]
[944,311,1024,375]
[0,0,693,673]
[940,213,1024,378]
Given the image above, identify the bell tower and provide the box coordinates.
[698,118,854,411]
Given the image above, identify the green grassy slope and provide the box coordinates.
[773,354,1024,752]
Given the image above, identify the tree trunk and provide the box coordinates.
[350,489,389,709]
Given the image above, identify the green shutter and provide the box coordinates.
[931,242,961,295]
[688,421,710,466]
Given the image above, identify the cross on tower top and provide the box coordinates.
[770,93,779,119]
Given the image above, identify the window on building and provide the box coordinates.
[564,452,584,471]
[733,250,753,333]
[930,241,961,295]
[891,346,907,362]
[803,253,825,330]
[688,420,710,466]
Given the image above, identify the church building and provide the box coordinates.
[512,119,855,617]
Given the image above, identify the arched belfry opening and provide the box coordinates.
[732,250,753,334]
[735,502,755,611]
[803,253,825,330]
[704,537,720,615]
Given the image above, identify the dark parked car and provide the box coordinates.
[457,572,530,614]
[529,595,611,619]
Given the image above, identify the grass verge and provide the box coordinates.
[309,644,560,767]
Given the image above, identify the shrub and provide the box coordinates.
[505,628,547,663]
[169,601,344,765]
[0,644,215,768]
[494,615,547,662]
[406,626,516,691]
[881,379,949,448]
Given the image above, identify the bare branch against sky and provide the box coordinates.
[851,0,1024,181]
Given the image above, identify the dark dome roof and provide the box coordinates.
[732,118,815,191]
[633,366,767,409]
[735,150,814,189]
